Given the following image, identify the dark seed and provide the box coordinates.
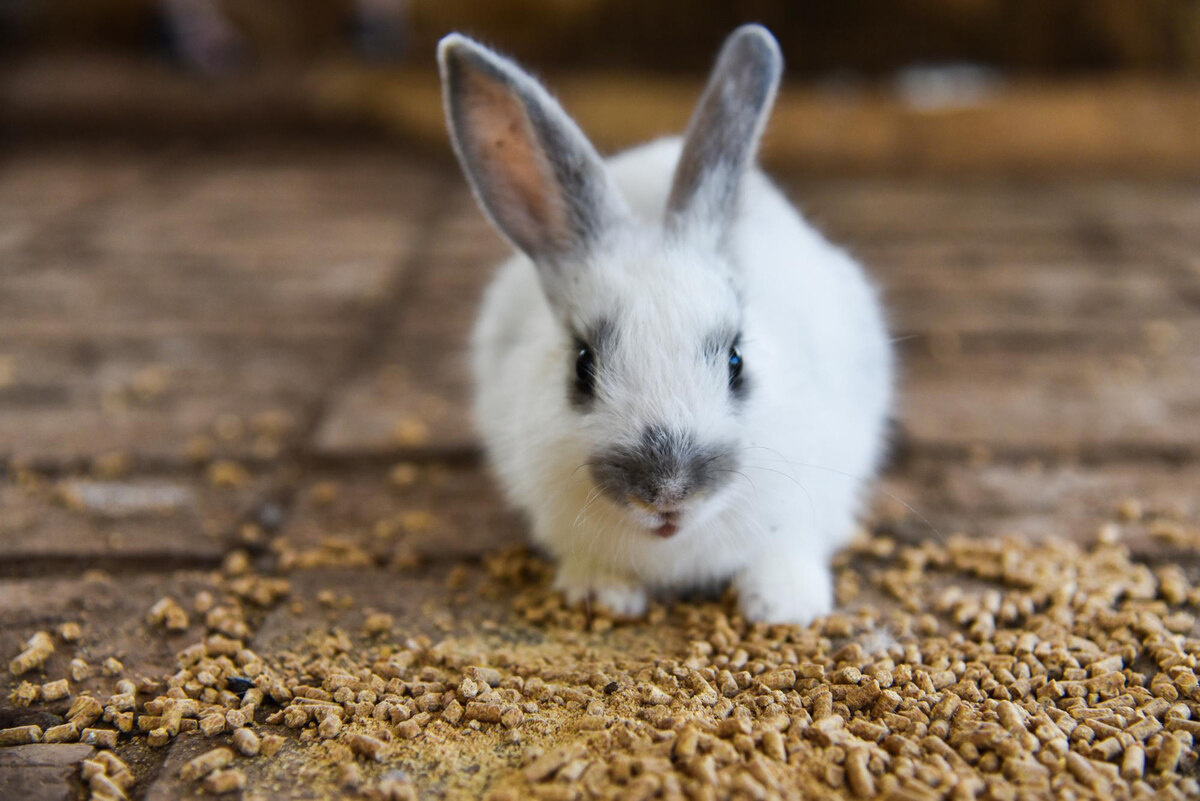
[227,676,255,696]
[255,503,285,532]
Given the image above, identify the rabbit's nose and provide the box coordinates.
[589,425,737,509]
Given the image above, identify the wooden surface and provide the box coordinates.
[1,134,1198,797]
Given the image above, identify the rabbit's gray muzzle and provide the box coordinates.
[589,425,737,512]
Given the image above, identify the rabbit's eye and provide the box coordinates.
[728,346,744,392]
[575,342,597,397]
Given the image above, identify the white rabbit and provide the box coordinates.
[437,25,893,624]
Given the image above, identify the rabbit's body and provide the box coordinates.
[442,26,893,622]
[474,138,891,620]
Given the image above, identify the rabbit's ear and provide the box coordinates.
[666,25,781,242]
[439,34,627,303]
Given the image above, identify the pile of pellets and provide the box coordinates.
[6,521,1200,799]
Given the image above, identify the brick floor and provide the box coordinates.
[1,136,1198,798]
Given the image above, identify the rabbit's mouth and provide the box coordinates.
[650,511,680,539]
[625,498,684,538]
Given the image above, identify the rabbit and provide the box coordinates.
[437,24,893,624]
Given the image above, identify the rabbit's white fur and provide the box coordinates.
[442,27,892,623]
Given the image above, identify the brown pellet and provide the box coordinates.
[761,728,786,761]
[760,669,796,690]
[1126,716,1162,742]
[58,622,82,643]
[1122,743,1146,780]
[232,727,260,756]
[0,725,41,746]
[846,747,875,797]
[465,701,503,723]
[1155,733,1185,773]
[68,658,90,683]
[180,747,234,781]
[199,713,225,737]
[525,743,586,782]
[93,751,133,788]
[9,631,54,676]
[500,705,524,728]
[43,722,78,743]
[86,772,128,799]
[260,734,285,757]
[465,666,502,687]
[347,732,388,762]
[203,768,246,794]
[673,726,700,761]
[80,728,118,749]
[1065,751,1105,790]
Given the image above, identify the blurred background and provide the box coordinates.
[3,0,1200,171]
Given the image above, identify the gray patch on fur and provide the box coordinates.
[665,25,782,236]
[589,426,738,508]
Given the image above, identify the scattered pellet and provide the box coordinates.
[86,771,128,800]
[525,744,587,782]
[10,680,38,706]
[232,727,261,756]
[846,747,874,797]
[69,658,91,683]
[362,612,394,636]
[68,695,103,728]
[180,747,234,781]
[58,622,82,643]
[760,669,796,690]
[199,713,225,737]
[9,631,54,675]
[0,725,41,746]
[318,714,342,739]
[1122,743,1146,781]
[203,768,246,794]
[466,666,502,687]
[43,722,79,743]
[347,732,388,762]
[41,678,70,701]
[338,762,364,789]
[260,734,285,757]
[80,728,118,749]
[147,597,190,631]
[501,705,524,729]
[1156,733,1185,773]
[466,701,503,724]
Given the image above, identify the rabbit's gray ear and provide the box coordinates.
[666,25,782,241]
[439,34,627,301]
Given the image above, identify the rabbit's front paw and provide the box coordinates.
[554,563,648,619]
[734,553,833,625]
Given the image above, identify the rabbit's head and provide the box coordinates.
[440,26,782,538]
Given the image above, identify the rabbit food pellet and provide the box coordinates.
[9,631,53,676]
[0,725,41,746]
[180,747,234,781]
